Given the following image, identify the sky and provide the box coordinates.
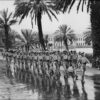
[0,0,90,35]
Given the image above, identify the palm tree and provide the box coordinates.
[30,31,41,49]
[14,0,58,50]
[0,9,17,51]
[54,25,76,50]
[55,0,100,57]
[84,30,92,45]
[8,30,22,49]
[15,29,38,53]
[54,33,63,49]
[0,29,5,47]
[1,29,21,49]
[44,34,49,50]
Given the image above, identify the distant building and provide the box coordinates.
[75,34,92,48]
[46,33,92,51]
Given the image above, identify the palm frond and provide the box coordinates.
[1,9,8,22]
[54,34,63,42]
[0,8,17,27]
[20,29,38,45]
[14,2,31,23]
[14,0,58,25]
[7,12,12,22]
[56,0,97,13]
[82,0,85,12]
[21,29,30,43]
[67,33,77,42]
[15,33,25,43]
[0,18,4,25]
[68,0,75,13]
[77,0,82,13]
[45,9,52,21]
[59,25,67,35]
[9,20,17,26]
[48,9,58,21]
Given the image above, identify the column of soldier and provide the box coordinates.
[2,50,80,95]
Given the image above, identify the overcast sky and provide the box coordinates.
[0,0,90,35]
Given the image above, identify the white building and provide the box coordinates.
[46,33,92,51]
[75,34,92,48]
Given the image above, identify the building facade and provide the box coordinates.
[46,33,92,51]
[75,34,92,48]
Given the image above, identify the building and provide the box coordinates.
[46,33,92,51]
[75,34,92,48]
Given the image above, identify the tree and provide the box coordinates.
[0,9,17,51]
[90,2,100,57]
[0,29,5,47]
[8,30,22,49]
[54,25,76,50]
[1,29,22,49]
[15,29,38,53]
[55,0,100,57]
[5,30,18,49]
[14,0,58,50]
[84,30,92,45]
[44,34,49,50]
[54,33,63,49]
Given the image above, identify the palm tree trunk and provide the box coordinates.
[4,25,9,52]
[64,37,69,51]
[37,12,45,50]
[25,45,28,54]
[91,2,100,57]
[25,45,30,54]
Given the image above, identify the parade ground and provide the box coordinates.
[0,60,100,100]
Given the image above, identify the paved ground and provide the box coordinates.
[85,67,100,76]
[0,60,100,100]
[0,61,37,100]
